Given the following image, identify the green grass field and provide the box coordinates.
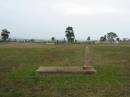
[0,43,130,97]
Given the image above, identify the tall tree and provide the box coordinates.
[65,26,75,43]
[107,32,117,43]
[1,29,10,41]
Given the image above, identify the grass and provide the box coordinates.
[0,43,130,97]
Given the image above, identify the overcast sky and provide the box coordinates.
[0,0,130,40]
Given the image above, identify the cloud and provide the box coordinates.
[51,0,129,16]
[0,0,129,17]
[0,0,130,39]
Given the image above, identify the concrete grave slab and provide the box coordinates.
[36,66,96,74]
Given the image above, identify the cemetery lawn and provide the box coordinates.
[0,43,130,97]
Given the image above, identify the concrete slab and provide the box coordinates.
[36,66,96,74]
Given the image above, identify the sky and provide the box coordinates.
[0,0,130,40]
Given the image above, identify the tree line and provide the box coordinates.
[0,27,121,43]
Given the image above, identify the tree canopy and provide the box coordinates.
[51,37,55,41]
[1,29,10,41]
[87,36,91,41]
[100,35,107,42]
[107,32,118,43]
[65,27,75,43]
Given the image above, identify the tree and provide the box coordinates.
[65,26,75,43]
[1,29,10,41]
[100,35,106,42]
[30,39,35,42]
[107,32,117,43]
[87,36,90,41]
[51,37,55,42]
[116,37,120,42]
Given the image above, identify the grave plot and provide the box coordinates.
[36,47,96,74]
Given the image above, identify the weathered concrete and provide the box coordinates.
[36,66,96,74]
